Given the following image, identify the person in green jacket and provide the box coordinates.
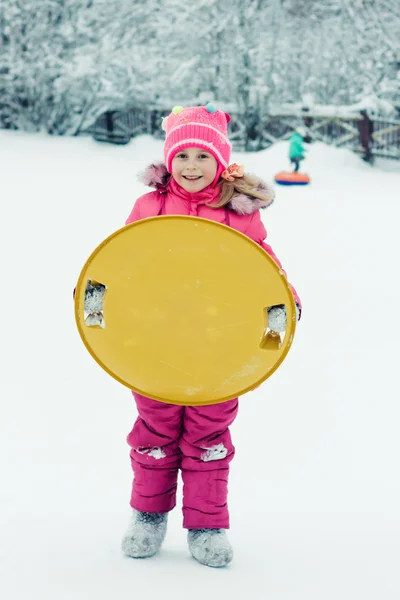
[289,127,307,172]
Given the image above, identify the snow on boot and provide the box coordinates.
[121,509,168,559]
[188,528,233,567]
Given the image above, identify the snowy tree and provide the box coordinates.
[0,0,96,131]
[1,0,399,133]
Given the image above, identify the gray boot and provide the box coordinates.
[122,509,168,558]
[188,528,233,567]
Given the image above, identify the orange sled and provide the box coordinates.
[274,171,311,186]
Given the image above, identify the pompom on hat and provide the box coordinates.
[162,103,232,184]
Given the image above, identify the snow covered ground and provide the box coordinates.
[1,129,399,599]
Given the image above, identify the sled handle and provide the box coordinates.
[84,280,107,328]
[259,305,287,350]
[260,329,282,350]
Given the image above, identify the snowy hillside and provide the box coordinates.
[1,130,399,599]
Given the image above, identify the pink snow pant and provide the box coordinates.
[127,392,239,529]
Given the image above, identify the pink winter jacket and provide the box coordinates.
[125,163,301,309]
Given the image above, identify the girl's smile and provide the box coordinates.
[171,148,218,191]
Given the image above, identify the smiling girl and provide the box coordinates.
[120,104,301,568]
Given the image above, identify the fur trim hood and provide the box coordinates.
[139,162,274,214]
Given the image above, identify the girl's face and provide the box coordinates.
[171,147,218,192]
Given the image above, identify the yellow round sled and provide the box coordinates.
[75,216,296,406]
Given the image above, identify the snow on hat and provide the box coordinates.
[162,103,232,182]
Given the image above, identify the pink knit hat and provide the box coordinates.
[162,104,232,183]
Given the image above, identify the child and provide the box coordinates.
[357,109,374,163]
[289,127,307,172]
[118,104,301,567]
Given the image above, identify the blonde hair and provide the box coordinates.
[207,173,272,209]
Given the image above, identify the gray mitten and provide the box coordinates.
[84,281,106,327]
[267,303,300,333]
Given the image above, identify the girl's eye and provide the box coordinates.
[199,154,209,159]
[177,153,187,159]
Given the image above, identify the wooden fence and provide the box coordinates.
[82,108,400,161]
[255,114,400,161]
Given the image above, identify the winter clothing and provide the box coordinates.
[127,393,238,529]
[126,164,301,308]
[358,111,374,163]
[124,162,301,532]
[188,528,233,567]
[162,104,232,184]
[83,282,106,327]
[268,303,301,333]
[290,158,301,172]
[289,131,306,172]
[123,98,302,544]
[289,132,305,160]
[83,282,105,313]
[358,110,374,148]
[122,509,168,558]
